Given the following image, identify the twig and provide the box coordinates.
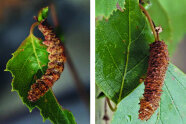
[65,50,90,107]
[50,3,90,108]
[106,97,117,112]
[30,22,39,34]
[50,4,59,27]
[139,4,159,41]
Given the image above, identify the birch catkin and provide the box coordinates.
[139,40,169,120]
[27,20,66,102]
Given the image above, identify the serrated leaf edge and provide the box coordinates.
[5,33,75,124]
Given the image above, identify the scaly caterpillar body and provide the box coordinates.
[139,41,169,120]
[27,20,66,102]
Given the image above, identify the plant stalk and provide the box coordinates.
[50,3,90,108]
[30,22,39,34]
[139,4,159,41]
[106,97,117,112]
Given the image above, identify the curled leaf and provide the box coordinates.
[6,23,76,124]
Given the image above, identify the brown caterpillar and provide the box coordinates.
[138,40,169,120]
[27,20,66,102]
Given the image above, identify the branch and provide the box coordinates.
[106,97,117,112]
[139,4,159,41]
[50,3,90,108]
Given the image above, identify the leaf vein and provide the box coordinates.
[105,44,122,76]
[113,22,126,45]
[30,35,44,74]
[99,27,121,99]
[14,52,35,82]
[131,22,146,44]
[167,69,186,90]
[164,82,184,123]
[126,55,148,75]
[118,1,131,103]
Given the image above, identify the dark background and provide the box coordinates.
[0,0,90,124]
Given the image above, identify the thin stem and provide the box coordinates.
[30,22,39,34]
[50,3,90,108]
[50,4,59,27]
[139,4,158,41]
[156,29,160,41]
[65,50,90,107]
[106,97,117,112]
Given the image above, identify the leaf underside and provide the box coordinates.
[112,63,186,124]
[6,32,76,124]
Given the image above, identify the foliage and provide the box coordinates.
[96,0,186,123]
[112,64,186,124]
[6,8,76,124]
[96,0,125,18]
[96,0,153,104]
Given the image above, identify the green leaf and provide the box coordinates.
[96,0,125,18]
[38,6,49,22]
[148,0,186,55]
[96,0,154,104]
[5,24,76,124]
[112,63,186,124]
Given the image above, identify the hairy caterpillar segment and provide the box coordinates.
[27,20,66,102]
[139,41,169,120]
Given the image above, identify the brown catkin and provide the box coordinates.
[27,20,66,102]
[139,40,169,120]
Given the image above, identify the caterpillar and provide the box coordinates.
[138,40,169,120]
[27,20,66,102]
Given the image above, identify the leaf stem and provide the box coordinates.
[106,97,117,112]
[139,4,159,41]
[30,22,39,35]
[156,30,160,41]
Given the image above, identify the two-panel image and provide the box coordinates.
[0,0,186,124]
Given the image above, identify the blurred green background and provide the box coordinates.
[0,0,90,124]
